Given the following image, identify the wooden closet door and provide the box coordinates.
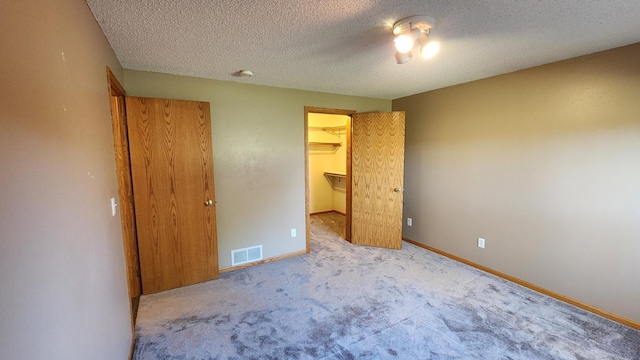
[126,97,219,294]
[350,111,405,249]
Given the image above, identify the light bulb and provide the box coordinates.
[394,34,414,53]
[394,28,420,54]
[420,41,440,59]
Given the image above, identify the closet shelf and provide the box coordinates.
[324,171,346,178]
[308,125,347,138]
[322,125,346,137]
[308,141,342,147]
[323,171,346,189]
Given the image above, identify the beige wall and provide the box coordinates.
[124,71,390,268]
[0,0,132,359]
[309,114,349,214]
[393,44,640,322]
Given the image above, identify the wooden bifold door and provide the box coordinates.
[126,97,219,294]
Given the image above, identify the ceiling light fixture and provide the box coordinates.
[392,15,439,64]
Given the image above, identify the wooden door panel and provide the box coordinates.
[126,97,219,294]
[351,112,405,249]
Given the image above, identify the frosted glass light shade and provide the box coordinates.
[421,41,440,59]
[394,29,420,54]
[395,50,412,64]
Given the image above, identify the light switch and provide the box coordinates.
[110,197,117,216]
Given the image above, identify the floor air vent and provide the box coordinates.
[231,245,263,266]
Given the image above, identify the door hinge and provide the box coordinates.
[136,268,141,278]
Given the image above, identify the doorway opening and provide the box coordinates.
[308,113,349,239]
[304,108,406,252]
[304,107,355,251]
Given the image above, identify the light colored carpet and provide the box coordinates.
[133,213,640,359]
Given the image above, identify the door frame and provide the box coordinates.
[106,67,142,330]
[304,106,355,250]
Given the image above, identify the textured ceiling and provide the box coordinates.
[86,0,640,100]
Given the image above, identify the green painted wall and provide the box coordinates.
[124,71,391,268]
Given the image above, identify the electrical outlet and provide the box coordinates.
[407,218,413,226]
[291,228,297,237]
[478,237,485,249]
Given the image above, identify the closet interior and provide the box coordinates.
[308,113,349,225]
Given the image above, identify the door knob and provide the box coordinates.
[394,187,403,193]
[204,199,213,207]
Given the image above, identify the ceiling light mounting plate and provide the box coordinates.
[393,15,436,35]
[239,69,254,77]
